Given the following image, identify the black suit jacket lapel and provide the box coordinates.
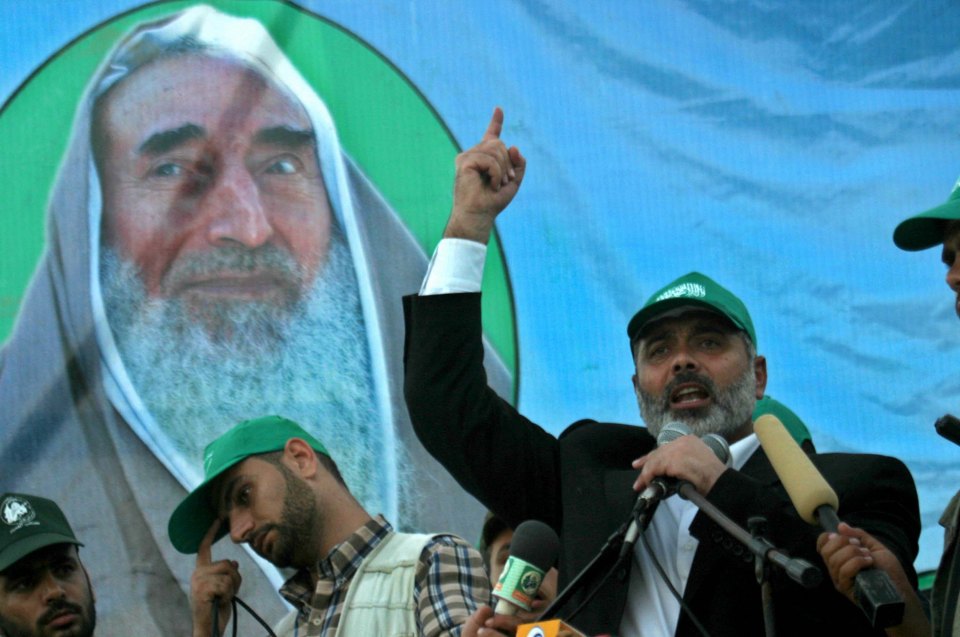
[682,447,781,607]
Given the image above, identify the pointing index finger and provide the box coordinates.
[197,518,223,567]
[482,106,504,141]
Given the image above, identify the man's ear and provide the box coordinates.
[81,562,96,603]
[283,438,319,478]
[754,355,768,399]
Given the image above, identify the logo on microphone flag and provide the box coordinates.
[493,555,544,610]
[517,619,589,637]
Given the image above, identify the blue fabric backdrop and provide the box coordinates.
[3,0,959,575]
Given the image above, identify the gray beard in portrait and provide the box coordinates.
[99,231,398,516]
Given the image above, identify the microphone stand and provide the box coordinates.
[537,521,631,622]
[748,516,777,637]
[676,484,822,589]
[677,483,822,637]
[540,483,822,634]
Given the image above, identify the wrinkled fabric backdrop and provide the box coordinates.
[3,0,958,580]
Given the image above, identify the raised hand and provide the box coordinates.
[191,519,242,637]
[445,107,526,244]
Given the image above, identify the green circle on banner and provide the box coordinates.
[0,0,517,391]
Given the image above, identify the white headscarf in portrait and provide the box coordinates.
[0,5,510,635]
[89,5,400,509]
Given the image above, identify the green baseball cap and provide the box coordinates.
[627,271,757,348]
[167,415,329,554]
[0,493,82,572]
[893,176,960,251]
[753,395,813,451]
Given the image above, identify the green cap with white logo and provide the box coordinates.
[0,493,82,572]
[893,175,960,251]
[627,271,757,348]
[167,415,329,554]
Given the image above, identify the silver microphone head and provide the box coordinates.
[657,421,692,446]
[701,433,732,467]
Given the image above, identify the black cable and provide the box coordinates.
[563,514,641,623]
[638,527,711,637]
[562,555,620,625]
[209,596,278,637]
[210,600,219,637]
[235,596,278,637]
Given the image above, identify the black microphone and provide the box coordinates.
[633,421,694,509]
[492,520,560,616]
[935,414,960,447]
[620,423,732,558]
[636,428,732,512]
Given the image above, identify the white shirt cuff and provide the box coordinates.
[419,238,487,295]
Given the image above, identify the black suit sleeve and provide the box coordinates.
[403,292,564,531]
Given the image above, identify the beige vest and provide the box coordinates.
[273,532,435,637]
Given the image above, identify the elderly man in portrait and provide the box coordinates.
[0,5,509,635]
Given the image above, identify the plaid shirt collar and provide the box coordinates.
[279,514,392,611]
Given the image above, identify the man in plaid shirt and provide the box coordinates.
[169,415,491,636]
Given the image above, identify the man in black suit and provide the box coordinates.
[403,107,921,636]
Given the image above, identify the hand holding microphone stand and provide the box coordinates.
[536,423,697,626]
[536,478,820,637]
[539,425,820,637]
[642,426,822,637]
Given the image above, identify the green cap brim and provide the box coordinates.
[627,272,757,349]
[167,414,329,554]
[628,298,752,344]
[0,533,83,572]
[167,468,235,555]
[894,199,960,251]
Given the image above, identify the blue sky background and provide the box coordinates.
[3,0,960,572]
